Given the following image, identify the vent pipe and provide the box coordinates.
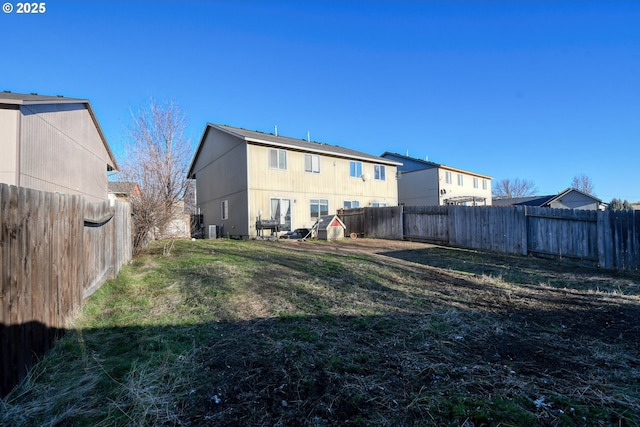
[307,131,310,142]
[274,125,278,137]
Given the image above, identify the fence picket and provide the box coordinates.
[339,204,639,271]
[0,184,131,397]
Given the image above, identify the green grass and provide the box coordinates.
[2,238,639,426]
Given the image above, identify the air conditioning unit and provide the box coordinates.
[208,225,218,239]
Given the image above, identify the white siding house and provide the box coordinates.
[382,152,492,206]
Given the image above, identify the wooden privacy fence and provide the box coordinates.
[338,206,403,240]
[0,184,132,397]
[339,205,639,271]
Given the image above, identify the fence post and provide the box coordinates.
[597,210,607,268]
[521,206,528,256]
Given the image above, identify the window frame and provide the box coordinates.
[305,154,320,173]
[374,164,386,181]
[350,161,362,178]
[221,200,228,220]
[445,171,452,184]
[457,174,464,186]
[310,198,329,219]
[343,200,360,209]
[269,148,287,170]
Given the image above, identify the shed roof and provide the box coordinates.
[317,214,346,230]
[188,123,401,178]
[0,91,119,171]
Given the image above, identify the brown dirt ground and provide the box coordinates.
[285,237,640,345]
[190,238,640,426]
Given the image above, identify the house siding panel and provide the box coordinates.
[193,128,249,236]
[247,144,398,234]
[18,103,110,201]
[397,168,439,205]
[549,192,598,210]
[439,168,492,206]
[0,109,19,185]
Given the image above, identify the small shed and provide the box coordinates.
[316,215,346,240]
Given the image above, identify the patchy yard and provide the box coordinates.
[2,238,639,426]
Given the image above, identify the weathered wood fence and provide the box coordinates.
[339,205,639,271]
[338,206,403,240]
[0,184,132,397]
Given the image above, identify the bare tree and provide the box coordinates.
[493,178,538,198]
[120,98,192,254]
[571,173,595,195]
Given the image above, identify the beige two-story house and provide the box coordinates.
[381,152,492,206]
[187,124,400,238]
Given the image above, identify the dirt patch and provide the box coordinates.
[183,239,640,425]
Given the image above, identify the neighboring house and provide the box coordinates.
[0,91,118,202]
[381,152,492,206]
[108,181,141,203]
[492,188,602,210]
[108,181,191,238]
[187,123,400,238]
[163,201,191,238]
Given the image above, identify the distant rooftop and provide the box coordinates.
[108,182,139,194]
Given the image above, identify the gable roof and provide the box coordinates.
[492,188,602,207]
[0,91,119,171]
[381,151,492,179]
[317,214,346,230]
[492,195,556,207]
[108,181,139,195]
[188,123,401,178]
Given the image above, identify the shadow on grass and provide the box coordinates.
[3,240,640,426]
[379,246,640,294]
[4,307,640,427]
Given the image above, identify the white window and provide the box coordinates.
[305,154,320,173]
[473,177,479,189]
[221,200,228,220]
[457,174,464,186]
[310,199,329,218]
[350,161,362,178]
[371,202,387,207]
[482,179,488,190]
[344,200,360,209]
[269,148,287,169]
[445,171,452,184]
[374,164,386,180]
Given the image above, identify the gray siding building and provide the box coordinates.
[0,92,118,201]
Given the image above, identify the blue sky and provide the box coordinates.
[2,1,638,202]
